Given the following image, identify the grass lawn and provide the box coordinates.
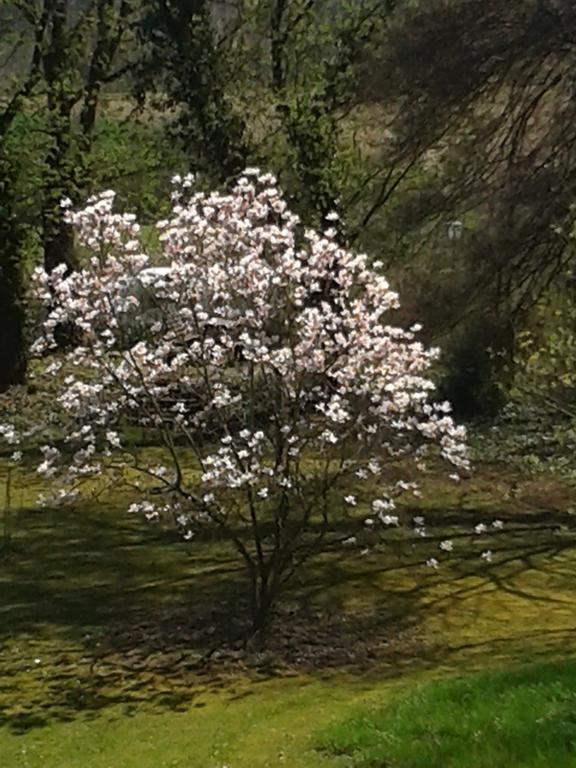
[0,675,361,768]
[1,461,576,766]
[319,660,576,768]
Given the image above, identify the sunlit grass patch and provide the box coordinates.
[319,659,576,767]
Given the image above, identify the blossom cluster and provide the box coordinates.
[12,170,469,556]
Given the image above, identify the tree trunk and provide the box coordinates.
[0,148,27,392]
[250,573,275,636]
[0,250,26,393]
[41,0,78,276]
[43,217,76,274]
[41,103,77,275]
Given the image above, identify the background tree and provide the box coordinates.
[136,0,249,182]
[265,0,386,230]
[0,0,45,390]
[135,0,390,232]
[356,0,576,413]
[7,0,136,274]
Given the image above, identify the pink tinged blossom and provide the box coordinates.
[474,523,487,534]
[372,499,395,513]
[106,431,121,449]
[0,424,19,445]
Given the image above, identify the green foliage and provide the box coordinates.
[438,315,514,419]
[472,403,576,484]
[135,0,388,232]
[2,107,187,260]
[512,288,576,414]
[85,114,189,221]
[319,660,576,768]
[136,0,249,181]
[474,275,576,480]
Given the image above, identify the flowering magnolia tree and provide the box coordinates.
[3,169,468,632]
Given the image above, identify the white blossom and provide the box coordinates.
[5,169,469,596]
[474,523,487,534]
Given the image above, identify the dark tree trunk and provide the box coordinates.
[250,572,275,636]
[41,0,78,275]
[0,251,26,393]
[41,104,78,275]
[40,0,131,276]
[0,147,27,392]
[42,217,76,274]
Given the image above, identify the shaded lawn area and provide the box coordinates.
[319,660,576,768]
[0,462,576,766]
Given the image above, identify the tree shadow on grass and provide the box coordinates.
[1,503,576,733]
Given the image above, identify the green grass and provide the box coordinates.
[320,660,576,767]
[0,675,361,768]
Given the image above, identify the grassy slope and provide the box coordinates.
[1,462,576,766]
[319,660,576,768]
